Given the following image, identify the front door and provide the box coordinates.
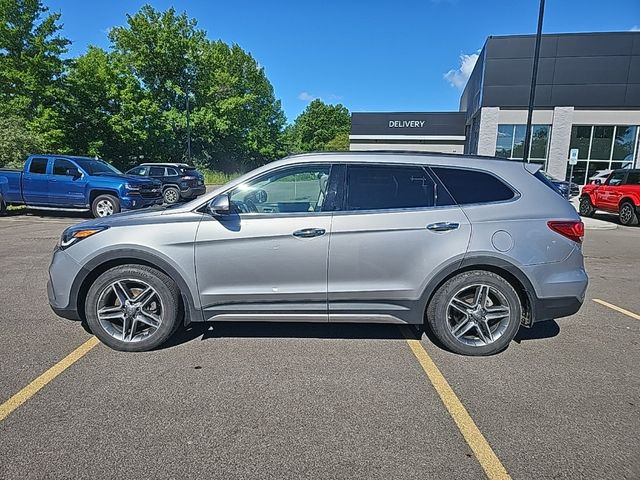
[50,158,87,207]
[195,163,335,322]
[328,163,471,324]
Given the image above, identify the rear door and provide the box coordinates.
[50,158,87,206]
[327,163,471,324]
[22,157,51,205]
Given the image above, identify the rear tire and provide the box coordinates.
[0,194,6,215]
[579,196,595,217]
[85,265,181,352]
[91,194,120,218]
[619,201,639,226]
[163,186,180,204]
[426,270,522,356]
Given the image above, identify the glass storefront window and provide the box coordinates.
[566,125,639,184]
[569,126,591,159]
[612,126,637,162]
[590,126,614,160]
[494,124,550,164]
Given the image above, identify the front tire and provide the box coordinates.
[163,186,180,204]
[85,265,181,352]
[579,196,595,217]
[91,194,120,218]
[619,201,639,226]
[426,270,522,356]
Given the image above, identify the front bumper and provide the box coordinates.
[120,195,163,210]
[47,247,83,320]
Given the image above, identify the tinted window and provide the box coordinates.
[608,171,626,186]
[346,165,435,211]
[432,167,515,204]
[166,168,178,176]
[149,166,165,177]
[28,158,48,174]
[53,159,77,176]
[626,172,640,185]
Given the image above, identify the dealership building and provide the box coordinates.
[350,31,640,184]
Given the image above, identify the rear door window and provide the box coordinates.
[29,158,48,174]
[149,166,165,177]
[625,172,640,185]
[345,164,436,211]
[431,167,515,205]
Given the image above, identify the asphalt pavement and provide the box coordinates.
[0,209,638,480]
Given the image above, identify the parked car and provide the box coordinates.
[580,169,640,225]
[48,152,587,356]
[588,169,612,185]
[540,171,580,198]
[0,155,162,217]
[126,163,205,204]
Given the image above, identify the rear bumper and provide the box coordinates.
[531,295,584,323]
[180,185,206,199]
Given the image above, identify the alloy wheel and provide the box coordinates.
[96,279,164,342]
[446,283,512,347]
[164,189,179,203]
[620,204,632,224]
[96,199,114,217]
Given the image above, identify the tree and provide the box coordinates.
[0,0,70,161]
[0,116,43,167]
[286,100,351,153]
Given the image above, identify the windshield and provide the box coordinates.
[74,159,122,175]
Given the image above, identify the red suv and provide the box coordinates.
[580,169,640,226]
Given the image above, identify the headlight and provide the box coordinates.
[125,183,140,191]
[59,225,109,250]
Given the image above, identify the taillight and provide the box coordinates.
[547,220,584,244]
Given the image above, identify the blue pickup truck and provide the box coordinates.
[0,155,163,217]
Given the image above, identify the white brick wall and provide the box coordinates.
[547,107,574,179]
[477,107,499,156]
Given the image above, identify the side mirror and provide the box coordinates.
[207,194,230,215]
[593,179,602,185]
[66,167,81,178]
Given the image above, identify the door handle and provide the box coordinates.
[427,222,460,232]
[292,228,326,238]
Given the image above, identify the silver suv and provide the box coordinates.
[48,152,588,355]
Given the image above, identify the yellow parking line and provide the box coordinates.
[400,326,511,480]
[0,336,99,422]
[593,299,640,321]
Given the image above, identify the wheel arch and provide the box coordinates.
[72,249,202,326]
[89,189,120,204]
[421,255,535,327]
[618,196,640,208]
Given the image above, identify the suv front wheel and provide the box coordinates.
[427,270,522,356]
[85,265,181,351]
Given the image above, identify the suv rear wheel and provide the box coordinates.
[579,196,595,217]
[427,270,522,356]
[85,265,181,351]
[619,201,639,226]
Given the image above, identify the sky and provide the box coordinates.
[46,0,640,123]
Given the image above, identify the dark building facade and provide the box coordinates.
[351,31,640,184]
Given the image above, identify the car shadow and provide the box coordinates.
[513,320,560,343]
[160,321,416,349]
[3,208,90,219]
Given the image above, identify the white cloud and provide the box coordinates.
[298,91,318,102]
[630,25,640,31]
[443,52,479,90]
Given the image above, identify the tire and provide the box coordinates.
[426,270,522,356]
[579,196,595,217]
[91,194,120,218]
[0,194,6,216]
[619,201,639,226]
[85,265,181,352]
[163,186,180,204]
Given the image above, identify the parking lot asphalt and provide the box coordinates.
[1,209,639,480]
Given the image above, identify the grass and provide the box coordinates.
[202,170,242,185]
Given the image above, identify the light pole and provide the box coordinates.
[522,0,545,164]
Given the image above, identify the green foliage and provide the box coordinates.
[0,116,43,168]
[285,100,351,153]
[201,170,242,185]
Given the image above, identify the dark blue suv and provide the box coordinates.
[126,163,206,204]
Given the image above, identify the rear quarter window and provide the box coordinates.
[625,172,640,185]
[431,167,515,205]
